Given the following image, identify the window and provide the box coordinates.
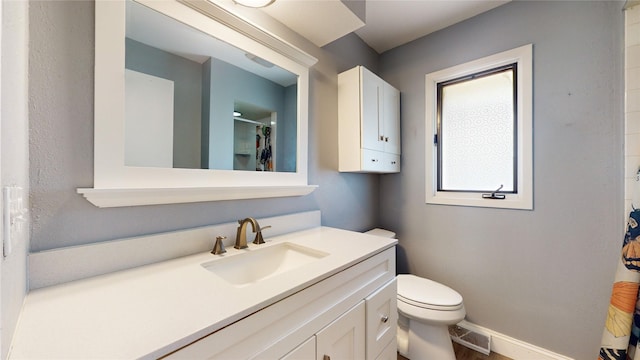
[425,44,532,210]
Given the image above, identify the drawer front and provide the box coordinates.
[365,278,398,360]
[382,153,400,173]
[361,149,385,172]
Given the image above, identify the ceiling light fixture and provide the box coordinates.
[233,0,275,8]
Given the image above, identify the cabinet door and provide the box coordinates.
[382,82,400,155]
[281,336,316,360]
[361,67,384,152]
[365,278,398,360]
[374,338,398,360]
[316,301,365,360]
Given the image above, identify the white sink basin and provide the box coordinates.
[202,242,329,287]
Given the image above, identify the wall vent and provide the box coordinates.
[449,323,491,355]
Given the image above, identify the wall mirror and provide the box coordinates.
[79,0,318,207]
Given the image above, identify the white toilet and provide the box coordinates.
[365,229,466,360]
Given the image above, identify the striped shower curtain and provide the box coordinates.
[600,210,640,360]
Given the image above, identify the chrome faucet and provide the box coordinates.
[235,217,271,249]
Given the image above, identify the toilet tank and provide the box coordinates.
[365,228,396,239]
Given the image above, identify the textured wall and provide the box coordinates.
[378,1,624,358]
[29,1,380,254]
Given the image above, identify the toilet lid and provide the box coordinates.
[397,274,463,309]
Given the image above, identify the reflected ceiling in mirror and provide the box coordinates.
[124,0,298,172]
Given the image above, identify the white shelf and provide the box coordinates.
[77,185,317,208]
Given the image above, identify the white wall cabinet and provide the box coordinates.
[164,248,397,360]
[339,65,400,173]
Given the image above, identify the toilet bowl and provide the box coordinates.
[364,229,466,360]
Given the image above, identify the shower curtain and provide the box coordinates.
[600,209,640,360]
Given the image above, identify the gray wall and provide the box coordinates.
[2,1,29,358]
[205,58,288,170]
[125,38,203,169]
[324,32,379,74]
[378,1,624,358]
[29,0,380,258]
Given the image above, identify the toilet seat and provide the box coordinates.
[397,274,463,311]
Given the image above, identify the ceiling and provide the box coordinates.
[261,0,511,54]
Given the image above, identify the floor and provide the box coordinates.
[397,342,513,360]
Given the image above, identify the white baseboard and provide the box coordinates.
[457,320,574,360]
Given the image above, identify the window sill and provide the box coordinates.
[426,191,532,210]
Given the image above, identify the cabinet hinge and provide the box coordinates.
[433,134,438,145]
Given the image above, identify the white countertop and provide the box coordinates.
[10,227,396,359]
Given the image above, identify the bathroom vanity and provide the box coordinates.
[9,225,397,359]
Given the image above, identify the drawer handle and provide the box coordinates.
[381,315,389,323]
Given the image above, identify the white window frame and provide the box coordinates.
[425,44,533,210]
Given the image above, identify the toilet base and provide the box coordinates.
[407,319,456,360]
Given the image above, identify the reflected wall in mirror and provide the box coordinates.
[124,0,298,172]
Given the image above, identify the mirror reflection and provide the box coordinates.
[124,0,298,172]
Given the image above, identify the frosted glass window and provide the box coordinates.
[425,44,532,210]
[437,65,516,193]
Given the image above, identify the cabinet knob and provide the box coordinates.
[385,137,389,142]
[381,315,389,323]
[323,355,331,360]
[379,135,384,141]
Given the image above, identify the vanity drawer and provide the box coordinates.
[365,277,397,360]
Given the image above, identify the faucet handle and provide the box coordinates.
[253,225,271,245]
[212,236,227,255]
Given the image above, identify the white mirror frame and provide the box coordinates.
[78,0,318,207]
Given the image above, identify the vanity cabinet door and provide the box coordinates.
[374,338,398,360]
[281,336,316,360]
[316,301,365,360]
[365,278,397,360]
